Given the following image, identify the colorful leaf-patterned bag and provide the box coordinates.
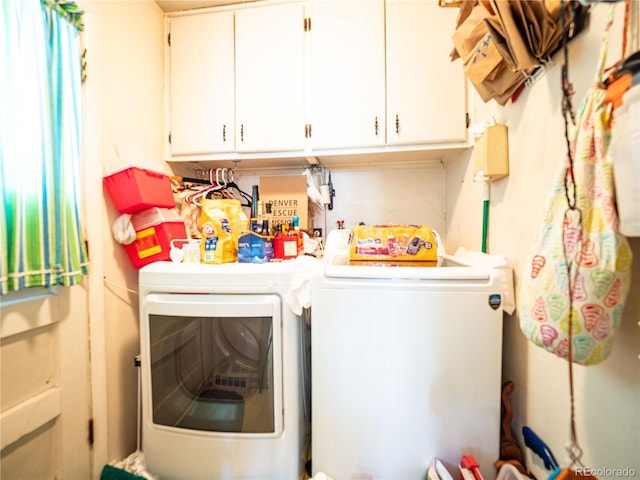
[518,11,633,366]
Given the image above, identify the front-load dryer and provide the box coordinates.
[138,261,310,480]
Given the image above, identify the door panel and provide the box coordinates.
[169,11,235,155]
[0,286,92,479]
[308,0,386,149]
[235,3,305,152]
[386,1,467,145]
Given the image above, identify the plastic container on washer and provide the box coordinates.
[124,207,187,268]
[103,166,175,214]
[611,83,640,237]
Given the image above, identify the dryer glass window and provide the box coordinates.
[149,313,275,433]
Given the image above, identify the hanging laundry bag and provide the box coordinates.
[519,11,633,365]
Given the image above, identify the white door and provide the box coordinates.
[169,11,235,156]
[0,287,93,479]
[308,0,386,150]
[386,1,467,145]
[235,3,305,153]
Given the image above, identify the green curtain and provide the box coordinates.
[0,0,89,295]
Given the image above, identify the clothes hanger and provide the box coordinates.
[174,168,252,208]
[186,169,225,205]
[211,168,253,207]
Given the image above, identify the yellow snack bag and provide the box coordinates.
[349,224,437,262]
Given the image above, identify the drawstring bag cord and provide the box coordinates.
[560,0,583,467]
[559,1,625,469]
[561,0,577,211]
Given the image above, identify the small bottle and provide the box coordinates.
[250,185,260,232]
[283,221,298,259]
[250,185,259,218]
[273,224,285,260]
[254,200,264,233]
[292,215,304,255]
[264,202,273,237]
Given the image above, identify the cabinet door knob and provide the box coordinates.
[395,114,399,135]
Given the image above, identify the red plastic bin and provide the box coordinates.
[124,208,187,268]
[103,167,175,214]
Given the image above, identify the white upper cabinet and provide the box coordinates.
[165,0,469,161]
[235,2,305,153]
[307,0,386,150]
[168,11,235,155]
[385,1,467,146]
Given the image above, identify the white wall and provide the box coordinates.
[323,163,446,234]
[80,0,166,467]
[238,160,447,242]
[445,4,640,476]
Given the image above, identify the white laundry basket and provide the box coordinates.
[611,83,640,237]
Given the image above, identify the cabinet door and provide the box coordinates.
[308,0,386,150]
[235,3,305,153]
[386,1,467,146]
[169,11,235,156]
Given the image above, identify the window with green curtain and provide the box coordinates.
[0,0,89,295]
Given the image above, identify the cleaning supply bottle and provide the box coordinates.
[250,185,260,233]
[261,218,270,237]
[251,185,259,217]
[292,215,304,255]
[273,224,285,260]
[263,202,273,237]
[282,221,298,259]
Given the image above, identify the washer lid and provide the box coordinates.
[324,253,491,280]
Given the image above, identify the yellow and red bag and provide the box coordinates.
[349,224,438,263]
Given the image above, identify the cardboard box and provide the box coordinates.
[259,175,309,231]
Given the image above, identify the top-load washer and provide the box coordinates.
[311,230,511,480]
[138,261,310,480]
